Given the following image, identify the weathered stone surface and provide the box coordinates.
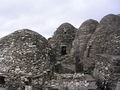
[49,23,77,73]
[84,14,120,90]
[71,19,99,72]
[84,14,120,68]
[49,23,77,56]
[0,29,53,88]
[48,73,97,90]
[0,14,119,90]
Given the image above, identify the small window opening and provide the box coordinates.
[87,45,92,57]
[0,76,5,84]
[63,28,67,34]
[32,42,36,45]
[61,46,67,55]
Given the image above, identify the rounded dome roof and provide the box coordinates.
[0,29,51,76]
[58,23,74,29]
[54,23,76,35]
[71,19,98,68]
[49,23,77,48]
[78,19,98,35]
[100,14,120,27]
[85,14,120,64]
[83,14,120,82]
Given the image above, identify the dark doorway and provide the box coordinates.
[24,77,31,85]
[61,46,67,55]
[0,76,5,84]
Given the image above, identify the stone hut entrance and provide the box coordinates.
[61,46,67,55]
[0,76,5,84]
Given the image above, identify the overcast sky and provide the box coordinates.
[0,0,120,38]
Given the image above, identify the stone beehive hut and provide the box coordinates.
[49,23,77,73]
[83,14,120,90]
[71,19,99,73]
[0,14,119,90]
[0,29,53,90]
[84,14,120,71]
[49,23,77,57]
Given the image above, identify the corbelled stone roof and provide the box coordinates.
[78,19,99,35]
[71,19,98,72]
[54,23,76,35]
[0,29,51,76]
[86,14,120,58]
[83,14,120,89]
[48,23,77,73]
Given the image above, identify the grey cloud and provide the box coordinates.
[0,0,120,38]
